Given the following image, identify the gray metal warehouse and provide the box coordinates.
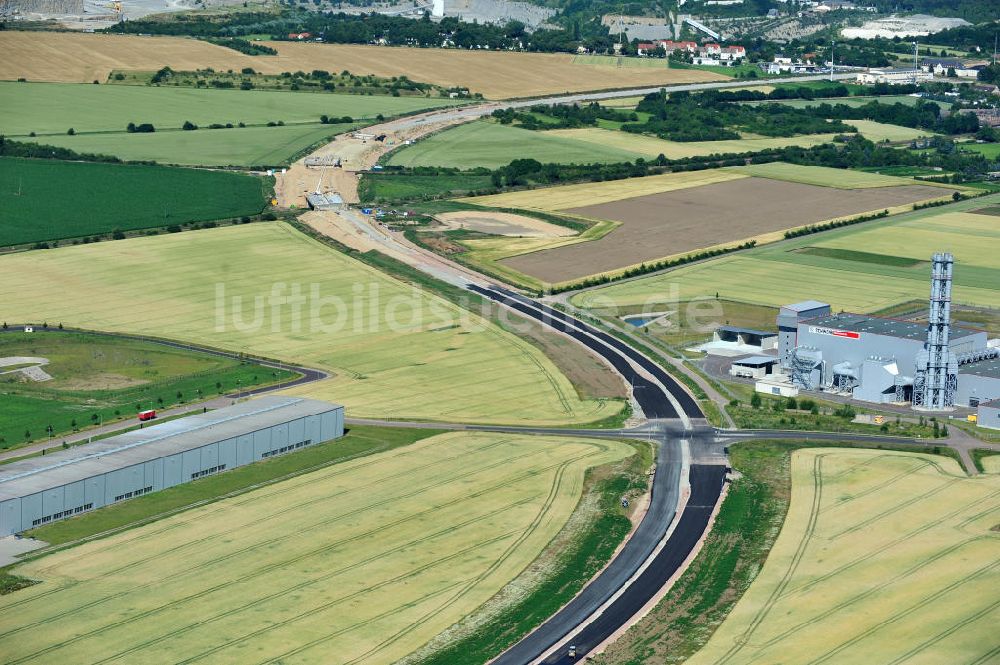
[0,396,344,537]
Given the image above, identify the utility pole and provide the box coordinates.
[829,39,835,81]
[913,40,918,73]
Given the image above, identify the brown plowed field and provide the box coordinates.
[0,31,724,99]
[501,178,952,283]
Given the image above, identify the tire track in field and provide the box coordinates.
[819,457,932,514]
[826,476,964,540]
[6,503,530,665]
[8,436,524,611]
[28,435,513,578]
[715,453,827,664]
[487,324,573,416]
[337,454,582,665]
[0,443,553,636]
[785,489,1000,597]
[884,596,1000,665]
[137,456,587,665]
[89,523,536,664]
[969,642,1000,665]
[956,498,1000,530]
[826,453,895,481]
[752,536,992,651]
[808,558,1000,665]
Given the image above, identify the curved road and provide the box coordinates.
[466,284,728,664]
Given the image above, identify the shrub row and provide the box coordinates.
[783,209,889,239]
[548,240,758,294]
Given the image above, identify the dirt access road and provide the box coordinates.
[275,72,859,209]
[276,104,501,208]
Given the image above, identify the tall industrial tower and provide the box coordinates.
[913,252,958,410]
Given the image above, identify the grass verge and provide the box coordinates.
[0,568,37,595]
[21,425,442,547]
[972,448,1000,473]
[411,440,652,665]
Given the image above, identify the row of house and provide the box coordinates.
[919,58,992,79]
[762,55,823,75]
[636,40,746,66]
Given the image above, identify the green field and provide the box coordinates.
[360,173,494,203]
[23,121,356,167]
[0,222,619,425]
[0,431,630,664]
[844,119,933,143]
[686,448,1000,665]
[386,120,852,170]
[962,143,1000,159]
[0,81,458,136]
[545,127,840,160]
[1,81,459,166]
[385,121,641,169]
[724,161,930,188]
[573,195,1000,313]
[571,54,671,68]
[748,94,946,109]
[0,157,269,246]
[0,331,295,450]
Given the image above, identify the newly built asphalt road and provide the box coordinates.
[469,283,719,664]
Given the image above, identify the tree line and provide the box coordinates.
[106,9,613,54]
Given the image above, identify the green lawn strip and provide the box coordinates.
[794,247,924,267]
[724,384,936,438]
[592,438,962,665]
[0,409,202,466]
[0,81,460,136]
[699,399,727,427]
[19,425,442,549]
[0,157,270,246]
[0,569,37,595]
[385,121,641,169]
[412,440,651,665]
[1,351,297,452]
[360,173,495,203]
[758,246,1000,291]
[22,122,355,168]
[972,448,1000,473]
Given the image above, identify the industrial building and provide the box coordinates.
[770,254,1000,412]
[0,396,344,537]
[979,400,1000,430]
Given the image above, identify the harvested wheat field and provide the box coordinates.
[687,448,1000,665]
[500,176,951,283]
[0,31,723,99]
[0,223,620,425]
[434,211,575,237]
[0,432,631,665]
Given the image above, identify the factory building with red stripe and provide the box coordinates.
[776,300,994,407]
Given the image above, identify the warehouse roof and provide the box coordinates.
[801,313,981,342]
[962,356,1000,380]
[782,300,830,313]
[0,396,342,502]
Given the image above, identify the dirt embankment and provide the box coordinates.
[276,111,485,208]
